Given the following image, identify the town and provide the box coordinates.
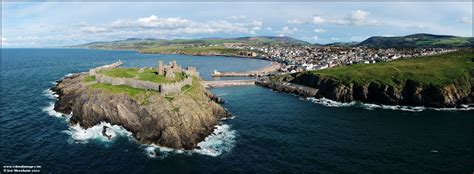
[223,43,457,73]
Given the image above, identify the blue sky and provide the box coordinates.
[1,2,472,47]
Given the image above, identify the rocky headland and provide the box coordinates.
[52,67,228,149]
[258,49,474,108]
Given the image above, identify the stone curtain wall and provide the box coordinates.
[95,73,192,94]
[161,77,192,94]
[89,61,123,76]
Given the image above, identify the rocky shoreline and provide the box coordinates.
[52,73,229,149]
[257,73,474,108]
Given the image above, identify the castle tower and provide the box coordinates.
[165,67,175,79]
[157,60,164,75]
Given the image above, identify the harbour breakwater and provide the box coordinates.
[211,62,280,77]
[257,73,474,108]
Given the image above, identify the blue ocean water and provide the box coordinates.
[1,48,473,173]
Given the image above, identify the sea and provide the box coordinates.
[1,48,473,173]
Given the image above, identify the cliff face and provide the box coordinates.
[52,74,228,149]
[260,72,474,108]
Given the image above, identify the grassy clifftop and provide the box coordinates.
[100,68,186,83]
[308,49,474,87]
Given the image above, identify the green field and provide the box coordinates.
[82,75,96,82]
[90,83,151,97]
[140,46,258,56]
[309,49,474,87]
[100,68,186,83]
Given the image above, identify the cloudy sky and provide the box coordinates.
[1,2,472,47]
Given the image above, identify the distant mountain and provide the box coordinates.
[358,33,474,48]
[72,36,311,49]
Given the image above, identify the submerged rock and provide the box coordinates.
[52,74,228,149]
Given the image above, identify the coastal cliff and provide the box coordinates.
[52,74,228,149]
[258,49,474,108]
[259,73,473,107]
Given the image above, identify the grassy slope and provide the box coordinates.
[309,49,474,87]
[100,68,185,83]
[139,46,248,55]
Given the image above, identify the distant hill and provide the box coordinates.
[72,36,311,50]
[358,33,474,48]
[322,42,359,47]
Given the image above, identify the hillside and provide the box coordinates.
[261,49,474,107]
[73,36,311,49]
[358,33,473,48]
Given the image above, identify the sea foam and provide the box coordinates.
[306,97,474,112]
[63,122,133,144]
[141,124,237,158]
[194,124,236,157]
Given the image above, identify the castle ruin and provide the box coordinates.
[157,60,182,79]
[89,60,199,94]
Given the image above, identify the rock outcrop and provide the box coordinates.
[52,74,228,149]
[258,72,474,108]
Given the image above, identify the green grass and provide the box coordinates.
[309,49,474,87]
[83,75,96,82]
[90,83,150,97]
[100,68,185,83]
[140,46,262,56]
[181,84,192,93]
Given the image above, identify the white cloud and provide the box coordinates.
[266,27,273,31]
[288,19,306,25]
[314,28,326,33]
[1,37,7,46]
[350,36,368,41]
[277,26,298,36]
[313,16,325,24]
[310,10,378,26]
[80,26,107,33]
[330,37,340,41]
[226,15,246,20]
[350,10,369,25]
[458,17,472,24]
[105,15,263,36]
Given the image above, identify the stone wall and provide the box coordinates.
[161,77,193,94]
[89,61,123,76]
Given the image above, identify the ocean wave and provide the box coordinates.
[306,97,474,112]
[141,124,237,158]
[306,97,356,107]
[43,88,59,99]
[217,93,229,96]
[194,124,236,157]
[63,122,133,144]
[42,102,64,118]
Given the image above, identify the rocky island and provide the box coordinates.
[52,60,228,149]
[258,49,474,108]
